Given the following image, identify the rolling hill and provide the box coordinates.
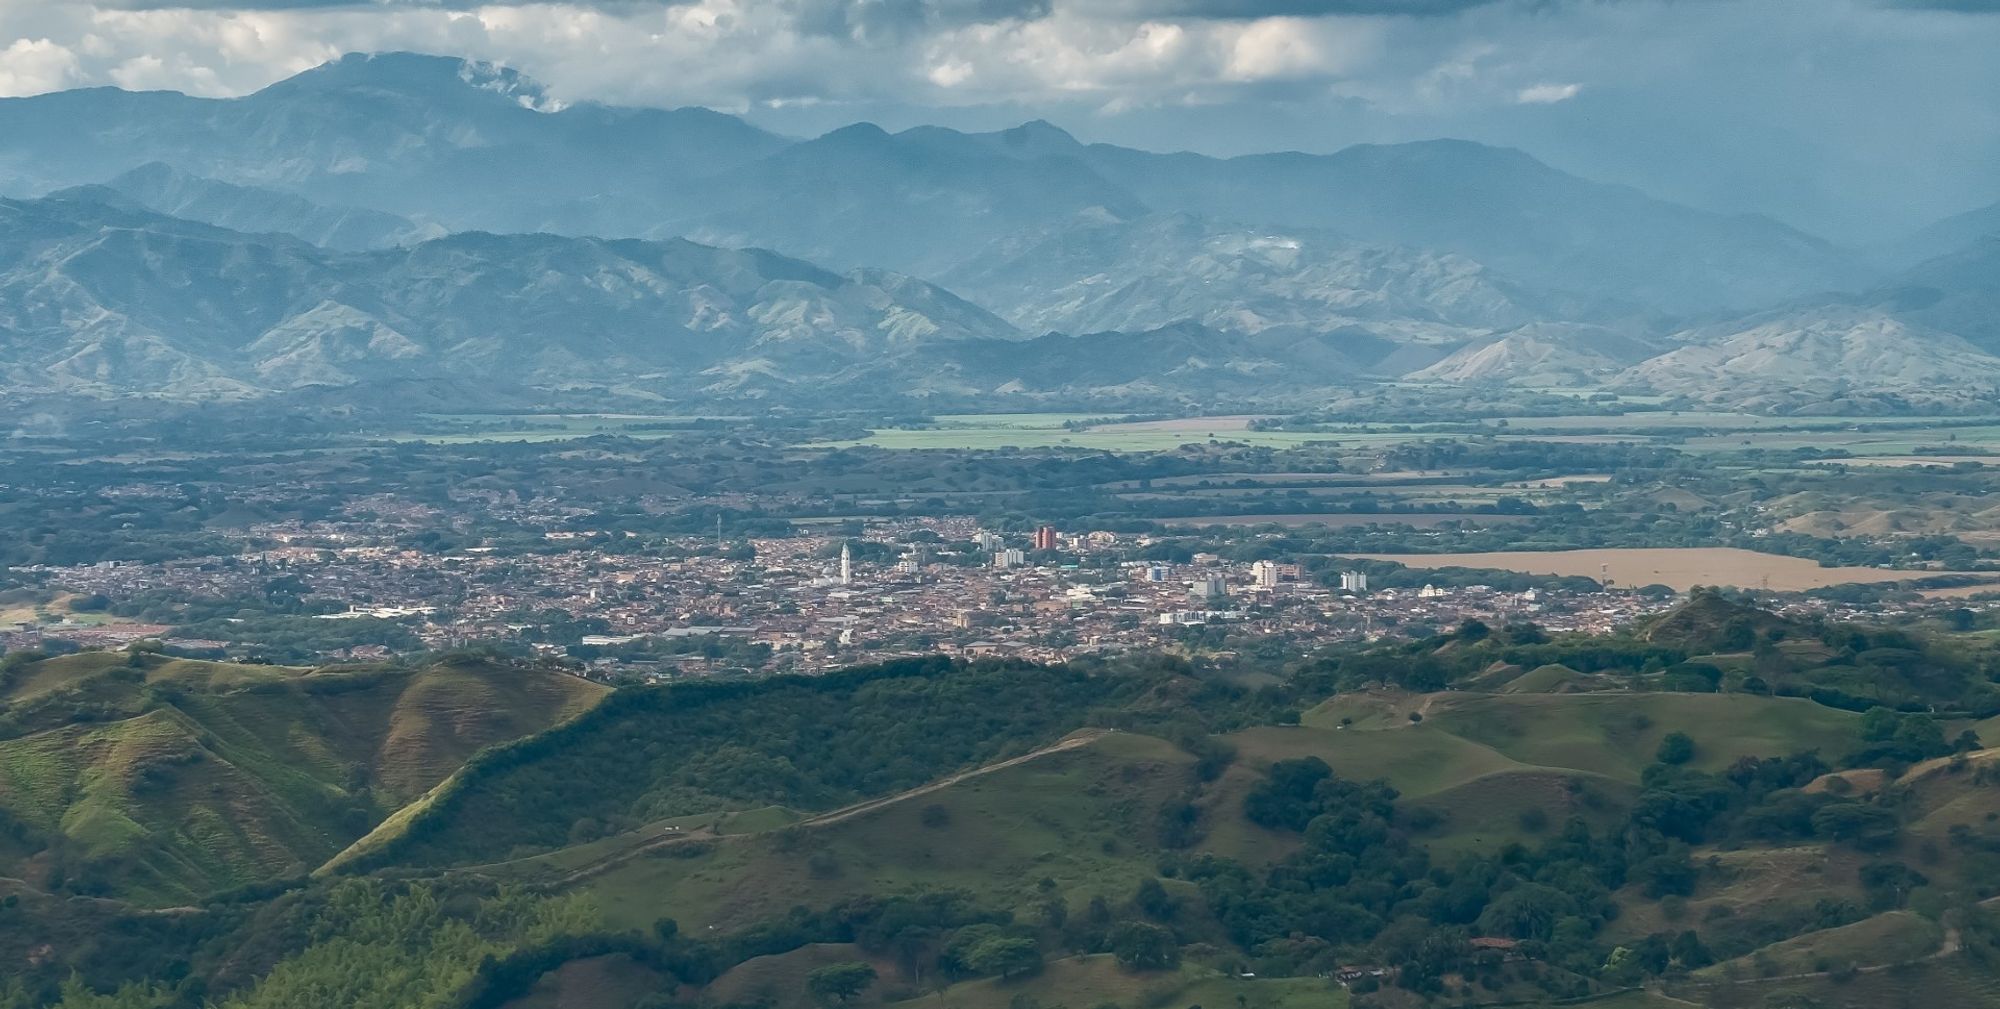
[7,602,2000,1008]
[0,649,604,904]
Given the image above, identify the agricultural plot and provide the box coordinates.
[1345,547,1938,592]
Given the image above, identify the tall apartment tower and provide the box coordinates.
[1033,525,1059,551]
[1252,560,1281,589]
[840,542,852,585]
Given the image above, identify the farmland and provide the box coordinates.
[1344,546,1944,591]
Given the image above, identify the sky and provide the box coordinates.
[0,0,1996,243]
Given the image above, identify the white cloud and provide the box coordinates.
[0,38,82,96]
[1515,81,1580,104]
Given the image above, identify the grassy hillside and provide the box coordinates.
[14,600,2000,1009]
[1421,692,1863,782]
[893,955,1344,1009]
[1694,910,1944,978]
[559,731,1195,935]
[0,649,604,904]
[334,656,1231,874]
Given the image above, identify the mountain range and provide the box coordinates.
[1,51,1998,410]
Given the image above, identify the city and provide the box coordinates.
[9,510,1964,680]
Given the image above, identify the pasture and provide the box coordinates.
[1345,546,1938,591]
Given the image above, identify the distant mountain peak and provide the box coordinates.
[259,52,562,113]
[996,119,1081,151]
[813,121,893,147]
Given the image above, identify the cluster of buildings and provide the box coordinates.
[9,503,1977,675]
[2,512,1703,675]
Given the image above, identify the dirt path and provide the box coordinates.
[533,729,1113,888]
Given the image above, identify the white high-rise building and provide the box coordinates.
[1251,560,1281,589]
[994,548,1027,569]
[840,542,852,585]
[1340,570,1369,593]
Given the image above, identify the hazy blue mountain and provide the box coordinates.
[77,163,438,252]
[0,193,1432,403]
[1615,306,2000,412]
[893,321,1361,400]
[0,53,788,236]
[938,210,1578,347]
[1588,239,2000,410]
[14,50,1999,410]
[1073,139,1861,316]
[0,53,1875,321]
[0,193,1020,398]
[668,121,1148,276]
[1885,199,2000,269]
[1883,236,2000,353]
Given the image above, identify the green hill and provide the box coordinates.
[11,606,2000,1009]
[332,656,1197,874]
[1421,692,1863,782]
[1639,590,1800,652]
[1693,910,1944,979]
[0,650,604,904]
[517,731,1194,935]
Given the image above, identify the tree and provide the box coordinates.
[1657,732,1696,766]
[965,936,1044,979]
[1243,756,1332,831]
[1134,877,1179,921]
[1860,706,1901,742]
[1110,921,1181,971]
[806,962,877,1005]
[1475,884,1575,941]
[1811,802,1900,850]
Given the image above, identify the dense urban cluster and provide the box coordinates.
[8,509,1957,677]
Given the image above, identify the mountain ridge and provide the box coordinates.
[0,51,1869,318]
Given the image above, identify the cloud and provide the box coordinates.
[1106,0,1503,17]
[0,38,82,96]
[1514,80,1579,103]
[790,0,1054,44]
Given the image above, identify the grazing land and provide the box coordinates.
[1346,547,1940,591]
